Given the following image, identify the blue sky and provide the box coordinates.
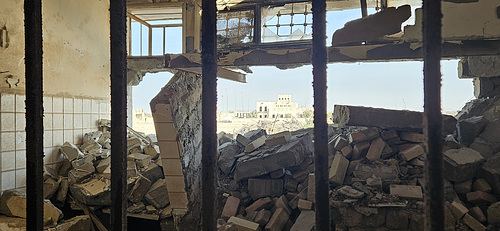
[132,8,474,114]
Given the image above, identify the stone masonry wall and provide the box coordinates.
[151,70,202,230]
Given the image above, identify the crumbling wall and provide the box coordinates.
[151,70,202,230]
[0,0,110,99]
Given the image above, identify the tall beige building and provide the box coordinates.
[256,94,308,118]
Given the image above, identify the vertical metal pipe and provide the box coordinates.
[110,0,128,230]
[360,0,368,17]
[312,0,329,230]
[201,0,217,229]
[24,0,44,230]
[422,0,444,229]
[254,5,262,45]
[381,0,387,11]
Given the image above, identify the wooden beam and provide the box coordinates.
[127,12,150,26]
[165,40,500,68]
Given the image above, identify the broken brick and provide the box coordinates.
[245,135,266,152]
[443,148,484,182]
[246,197,273,212]
[348,130,368,144]
[399,131,424,143]
[275,195,292,215]
[265,208,289,231]
[469,206,487,223]
[462,213,487,231]
[351,141,370,160]
[265,131,291,147]
[472,178,492,193]
[389,185,422,199]
[466,191,497,204]
[399,144,424,161]
[227,216,260,231]
[254,209,272,226]
[248,178,283,200]
[128,175,152,203]
[290,210,314,231]
[297,199,313,210]
[221,196,240,221]
[329,154,349,185]
[366,137,385,161]
[145,179,170,209]
[449,201,469,219]
[60,142,83,161]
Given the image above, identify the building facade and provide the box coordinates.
[256,94,309,119]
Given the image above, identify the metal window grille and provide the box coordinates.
[262,2,313,42]
[216,10,254,46]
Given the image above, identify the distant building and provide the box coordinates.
[256,94,309,119]
[233,111,252,118]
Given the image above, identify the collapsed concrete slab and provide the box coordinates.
[443,148,484,182]
[234,133,313,181]
[69,178,111,206]
[0,190,63,226]
[332,105,457,134]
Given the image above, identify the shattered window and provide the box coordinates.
[262,2,313,43]
[217,10,254,47]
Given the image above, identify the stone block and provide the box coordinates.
[487,201,500,225]
[265,131,291,147]
[68,165,94,184]
[254,209,271,226]
[472,178,492,193]
[366,137,385,161]
[469,206,487,223]
[443,148,484,182]
[389,185,422,199]
[477,153,500,194]
[351,141,370,160]
[454,179,473,195]
[478,119,500,145]
[400,144,424,161]
[306,174,315,202]
[80,139,102,154]
[449,200,469,219]
[245,129,267,142]
[245,135,266,152]
[234,133,312,181]
[246,197,273,212]
[71,154,96,169]
[275,195,292,215]
[265,208,289,231]
[329,154,349,185]
[227,216,260,231]
[466,191,497,204]
[290,210,315,231]
[400,131,424,143]
[128,175,152,203]
[96,157,110,173]
[353,161,399,182]
[127,160,138,178]
[340,145,352,158]
[248,178,283,200]
[457,116,489,146]
[381,129,399,140]
[143,144,160,160]
[60,142,83,161]
[145,179,170,209]
[221,196,240,221]
[462,213,487,231]
[128,153,151,168]
[236,134,251,147]
[169,192,188,209]
[297,199,313,210]
[333,136,349,151]
[127,137,142,154]
[348,130,368,144]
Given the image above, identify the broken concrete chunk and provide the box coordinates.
[254,209,271,226]
[454,179,473,195]
[389,185,423,199]
[141,163,164,184]
[457,116,489,146]
[56,177,69,203]
[248,178,283,200]
[127,160,138,178]
[477,153,500,194]
[221,196,240,221]
[43,178,59,199]
[244,129,267,142]
[60,142,83,161]
[80,139,102,154]
[469,206,487,223]
[290,210,315,231]
[400,131,424,143]
[236,134,251,147]
[265,131,291,147]
[462,213,487,231]
[449,200,469,219]
[218,143,240,175]
[145,179,170,209]
[466,191,497,204]
[245,135,266,153]
[348,130,368,144]
[58,159,72,177]
[83,131,103,143]
[297,199,313,210]
[68,166,94,184]
[443,148,484,182]
[338,186,365,199]
[329,154,349,185]
[96,157,110,173]
[128,175,152,203]
[472,178,492,193]
[70,178,111,206]
[128,153,151,168]
[127,137,142,154]
[234,133,312,181]
[353,160,400,182]
[487,201,500,225]
[48,215,91,231]
[351,141,370,160]
[246,197,273,213]
[275,195,292,215]
[143,144,160,160]
[227,216,260,231]
[71,154,96,169]
[0,190,63,226]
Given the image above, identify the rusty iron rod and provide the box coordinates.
[360,0,368,17]
[24,0,44,230]
[254,4,262,45]
[312,0,330,230]
[422,0,444,229]
[110,0,128,230]
[201,0,218,229]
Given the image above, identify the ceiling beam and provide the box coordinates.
[165,40,500,68]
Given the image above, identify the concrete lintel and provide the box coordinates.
[178,67,246,83]
[459,55,500,78]
[165,40,500,68]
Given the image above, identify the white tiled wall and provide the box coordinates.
[0,93,110,192]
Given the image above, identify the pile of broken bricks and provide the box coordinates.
[215,99,500,231]
[0,119,173,229]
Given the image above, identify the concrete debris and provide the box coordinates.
[128,175,152,203]
[265,131,291,147]
[443,148,484,182]
[247,178,283,200]
[60,142,83,161]
[47,215,91,231]
[145,179,170,209]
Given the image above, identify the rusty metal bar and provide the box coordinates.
[254,4,262,45]
[201,0,218,229]
[422,0,444,229]
[110,0,128,230]
[360,0,368,17]
[312,0,329,230]
[380,0,387,11]
[24,0,44,230]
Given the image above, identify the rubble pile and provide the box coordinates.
[0,119,171,229]
[215,98,500,231]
